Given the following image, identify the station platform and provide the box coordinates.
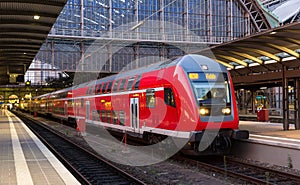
[233,120,300,170]
[239,120,300,139]
[0,109,80,185]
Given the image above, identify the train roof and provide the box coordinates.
[80,54,226,87]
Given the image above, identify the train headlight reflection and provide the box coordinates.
[199,108,209,116]
[222,107,231,115]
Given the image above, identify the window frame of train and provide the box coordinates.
[164,88,176,107]
[126,77,135,91]
[119,110,125,126]
[146,89,156,108]
[113,110,118,124]
[112,79,120,92]
[119,79,126,92]
[100,110,106,122]
[106,81,113,93]
[101,82,107,94]
[133,75,142,90]
[95,84,100,94]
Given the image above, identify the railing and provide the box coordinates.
[50,28,234,44]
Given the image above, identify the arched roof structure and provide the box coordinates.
[197,20,300,89]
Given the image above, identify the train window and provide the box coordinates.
[164,88,176,107]
[81,98,84,107]
[106,82,112,93]
[94,85,98,94]
[146,89,155,108]
[119,111,125,125]
[107,110,112,123]
[113,111,118,124]
[119,79,126,91]
[102,83,107,93]
[97,84,102,94]
[112,80,119,92]
[101,110,106,122]
[133,75,142,90]
[68,100,74,107]
[126,77,135,91]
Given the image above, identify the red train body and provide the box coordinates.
[28,55,248,155]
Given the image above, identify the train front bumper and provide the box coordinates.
[182,129,249,155]
[189,129,249,142]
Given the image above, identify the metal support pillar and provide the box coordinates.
[208,0,213,42]
[51,40,54,71]
[108,0,112,37]
[251,89,256,114]
[282,64,289,130]
[295,78,300,129]
[182,0,188,39]
[159,0,165,40]
[80,0,84,37]
[228,0,233,40]
[133,0,139,39]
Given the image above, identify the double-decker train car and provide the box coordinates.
[29,54,249,155]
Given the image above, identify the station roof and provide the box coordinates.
[197,20,300,89]
[0,0,67,84]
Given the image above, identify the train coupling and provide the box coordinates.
[231,130,249,140]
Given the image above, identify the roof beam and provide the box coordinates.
[0,0,66,7]
[0,19,53,28]
[215,59,234,69]
[286,38,300,45]
[0,28,49,34]
[216,55,248,66]
[236,47,281,62]
[267,43,300,58]
[229,51,263,64]
[258,35,300,46]
[283,29,300,34]
[0,10,59,18]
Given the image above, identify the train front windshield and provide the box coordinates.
[190,72,232,117]
[192,82,231,105]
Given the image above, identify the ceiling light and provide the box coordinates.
[235,65,245,69]
[270,31,277,35]
[282,56,296,61]
[249,63,260,67]
[264,60,277,64]
[33,15,40,20]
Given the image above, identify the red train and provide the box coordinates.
[25,54,248,155]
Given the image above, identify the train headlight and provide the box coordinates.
[199,108,209,116]
[222,107,231,115]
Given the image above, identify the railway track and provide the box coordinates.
[17,113,146,185]
[15,111,300,184]
[174,155,300,184]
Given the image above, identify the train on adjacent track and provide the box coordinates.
[20,54,249,155]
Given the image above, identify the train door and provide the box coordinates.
[86,101,90,120]
[130,98,139,130]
